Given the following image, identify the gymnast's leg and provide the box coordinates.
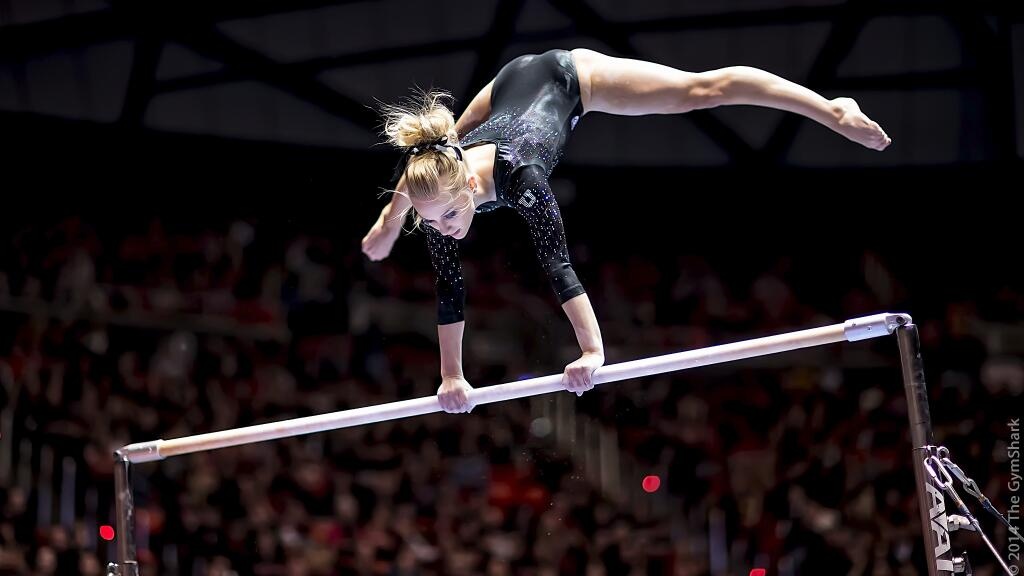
[570,48,891,151]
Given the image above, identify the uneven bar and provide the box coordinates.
[116,313,910,463]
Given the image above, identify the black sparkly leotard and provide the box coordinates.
[425,49,585,324]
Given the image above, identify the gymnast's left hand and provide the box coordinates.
[562,351,604,396]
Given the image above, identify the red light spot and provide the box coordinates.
[99,525,115,541]
[750,569,766,576]
[641,475,661,493]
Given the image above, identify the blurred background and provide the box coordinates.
[1,0,1022,575]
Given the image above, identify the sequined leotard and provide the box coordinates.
[426,49,585,324]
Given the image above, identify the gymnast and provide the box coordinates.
[360,48,891,413]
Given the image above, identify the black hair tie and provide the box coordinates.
[390,135,464,186]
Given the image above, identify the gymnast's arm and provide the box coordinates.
[561,294,605,393]
[437,321,472,412]
[425,227,475,413]
[454,80,493,138]
[509,166,605,392]
[361,175,410,262]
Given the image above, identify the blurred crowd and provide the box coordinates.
[1,216,1021,575]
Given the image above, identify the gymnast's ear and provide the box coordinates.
[461,172,477,196]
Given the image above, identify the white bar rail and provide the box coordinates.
[117,313,910,463]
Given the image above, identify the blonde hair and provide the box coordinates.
[381,89,469,230]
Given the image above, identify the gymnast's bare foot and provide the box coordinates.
[832,97,892,151]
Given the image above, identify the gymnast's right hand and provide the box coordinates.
[361,216,401,261]
[437,376,475,414]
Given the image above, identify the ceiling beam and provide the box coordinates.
[168,24,378,133]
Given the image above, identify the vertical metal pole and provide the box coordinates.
[107,452,139,576]
[897,325,955,576]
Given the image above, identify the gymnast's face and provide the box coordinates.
[414,179,477,240]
